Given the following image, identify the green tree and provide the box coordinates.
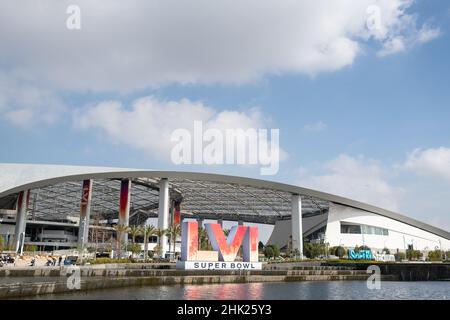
[264,244,280,259]
[303,242,326,259]
[166,224,182,258]
[126,243,142,256]
[258,241,265,252]
[128,225,142,244]
[264,246,274,259]
[141,224,156,261]
[198,227,212,250]
[330,246,346,258]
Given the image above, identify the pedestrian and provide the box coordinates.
[58,256,62,266]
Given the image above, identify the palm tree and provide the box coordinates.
[113,224,130,259]
[155,228,166,258]
[142,224,156,261]
[198,227,211,250]
[128,225,142,244]
[166,224,182,258]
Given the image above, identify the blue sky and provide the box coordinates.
[1,1,450,232]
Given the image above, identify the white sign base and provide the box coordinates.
[176,261,262,270]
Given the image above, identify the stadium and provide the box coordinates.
[0,163,449,258]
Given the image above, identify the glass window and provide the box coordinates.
[341,224,361,234]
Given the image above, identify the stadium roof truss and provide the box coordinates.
[3,177,329,225]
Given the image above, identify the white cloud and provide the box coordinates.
[0,0,440,92]
[0,75,66,128]
[403,147,450,181]
[303,121,327,133]
[376,12,441,57]
[73,96,287,164]
[298,154,403,211]
[415,25,441,44]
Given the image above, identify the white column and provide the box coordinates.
[78,179,93,249]
[158,178,170,257]
[119,179,131,247]
[291,194,303,258]
[13,190,29,254]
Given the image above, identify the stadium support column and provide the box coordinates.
[158,178,170,258]
[291,194,303,258]
[78,179,93,250]
[119,179,131,247]
[13,190,30,254]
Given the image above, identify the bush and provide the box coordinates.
[264,244,280,259]
[330,246,346,258]
[428,250,443,262]
[303,242,326,259]
[258,241,265,252]
[394,252,406,261]
[406,249,423,261]
[126,243,142,254]
[23,244,37,252]
[0,235,4,252]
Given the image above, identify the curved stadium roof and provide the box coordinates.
[0,163,449,240]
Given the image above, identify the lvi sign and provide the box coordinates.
[176,220,262,270]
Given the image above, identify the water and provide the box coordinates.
[19,281,450,300]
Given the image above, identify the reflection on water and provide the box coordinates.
[20,281,450,300]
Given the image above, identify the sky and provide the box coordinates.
[1,0,450,237]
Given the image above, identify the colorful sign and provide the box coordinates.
[177,220,261,270]
[348,249,373,260]
[173,201,181,225]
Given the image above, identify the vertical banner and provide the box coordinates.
[80,179,92,219]
[78,179,93,248]
[174,201,181,225]
[119,179,131,224]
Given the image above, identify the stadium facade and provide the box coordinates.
[0,163,449,256]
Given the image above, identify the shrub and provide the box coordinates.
[394,252,406,261]
[303,242,326,259]
[126,243,142,254]
[406,249,423,261]
[330,246,346,258]
[428,250,443,262]
[263,245,280,259]
[264,246,274,259]
[258,241,265,252]
[23,244,37,252]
